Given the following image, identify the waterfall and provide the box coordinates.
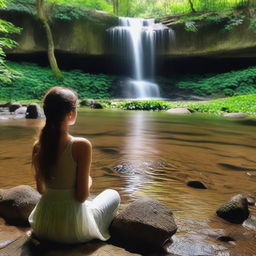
[108,17,174,99]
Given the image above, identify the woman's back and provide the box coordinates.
[46,137,76,190]
[29,87,120,244]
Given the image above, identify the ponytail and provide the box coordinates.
[32,87,77,182]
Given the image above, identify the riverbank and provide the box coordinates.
[1,94,256,118]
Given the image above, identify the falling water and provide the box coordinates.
[108,17,174,99]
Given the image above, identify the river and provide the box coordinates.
[0,109,255,255]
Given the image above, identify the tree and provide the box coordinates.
[112,0,119,15]
[36,0,62,78]
[0,0,21,83]
[188,0,196,13]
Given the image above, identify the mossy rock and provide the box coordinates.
[216,194,249,224]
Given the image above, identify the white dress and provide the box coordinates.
[28,137,120,244]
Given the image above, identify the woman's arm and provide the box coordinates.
[32,143,45,194]
[74,139,92,203]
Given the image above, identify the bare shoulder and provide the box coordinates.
[73,137,92,153]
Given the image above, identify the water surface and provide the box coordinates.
[0,110,255,254]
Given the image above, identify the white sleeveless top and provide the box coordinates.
[29,136,119,244]
[46,136,77,189]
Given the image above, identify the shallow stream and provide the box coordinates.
[0,110,255,255]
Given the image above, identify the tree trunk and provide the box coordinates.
[37,0,62,78]
[188,0,196,13]
[112,0,119,15]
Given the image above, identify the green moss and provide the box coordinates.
[0,61,116,100]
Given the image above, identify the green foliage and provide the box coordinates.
[185,20,198,32]
[177,94,256,115]
[52,4,86,20]
[48,0,112,13]
[5,0,36,15]
[128,0,256,18]
[176,66,256,97]
[171,11,247,33]
[0,61,116,100]
[223,14,245,31]
[105,95,256,116]
[249,18,256,32]
[115,100,170,110]
[0,0,21,83]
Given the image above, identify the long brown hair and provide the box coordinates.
[33,87,77,181]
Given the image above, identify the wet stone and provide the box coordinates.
[110,198,177,253]
[0,185,41,225]
[26,103,43,119]
[217,236,236,242]
[186,180,207,189]
[80,99,95,106]
[90,102,103,109]
[9,103,22,113]
[14,106,27,115]
[216,194,250,224]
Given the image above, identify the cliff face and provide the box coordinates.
[1,9,256,58]
[0,9,118,55]
[166,18,256,58]
[1,9,256,74]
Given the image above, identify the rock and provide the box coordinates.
[167,235,227,256]
[186,180,207,189]
[216,194,250,224]
[217,236,235,242]
[80,99,95,106]
[0,185,41,225]
[166,108,192,114]
[79,99,103,109]
[26,103,43,119]
[223,113,247,119]
[110,198,177,252]
[0,102,11,108]
[230,193,256,206]
[90,102,103,109]
[14,106,27,115]
[9,103,22,112]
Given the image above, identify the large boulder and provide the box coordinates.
[26,103,43,119]
[216,194,250,224]
[80,99,96,106]
[9,103,22,113]
[0,185,41,225]
[110,198,177,252]
[90,102,103,109]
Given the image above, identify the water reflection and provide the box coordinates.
[120,112,158,197]
[122,111,158,160]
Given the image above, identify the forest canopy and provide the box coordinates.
[46,0,255,17]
